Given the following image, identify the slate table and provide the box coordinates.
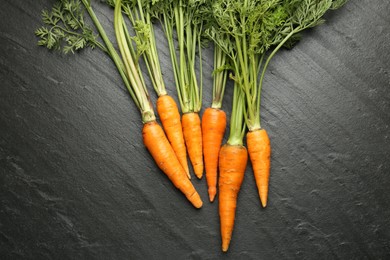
[1,1,390,259]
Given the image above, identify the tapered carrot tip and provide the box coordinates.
[185,169,191,179]
[208,187,216,202]
[222,242,229,252]
[189,192,203,208]
[260,186,268,207]
[247,129,271,208]
[194,164,203,179]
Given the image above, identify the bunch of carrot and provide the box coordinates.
[36,0,202,208]
[36,0,347,253]
[208,0,348,252]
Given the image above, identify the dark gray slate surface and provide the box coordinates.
[1,0,390,259]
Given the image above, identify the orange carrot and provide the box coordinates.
[202,107,226,202]
[182,112,203,179]
[247,128,271,208]
[143,121,203,208]
[157,95,190,178]
[219,144,248,252]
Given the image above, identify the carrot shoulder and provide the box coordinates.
[143,121,203,208]
[157,95,190,178]
[247,128,271,207]
[219,144,248,252]
[182,112,203,179]
[202,107,226,202]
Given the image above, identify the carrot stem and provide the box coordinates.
[114,0,155,123]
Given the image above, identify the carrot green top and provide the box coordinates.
[107,0,168,97]
[152,0,210,114]
[114,0,155,123]
[211,44,229,109]
[227,82,246,146]
[36,0,156,123]
[209,0,348,131]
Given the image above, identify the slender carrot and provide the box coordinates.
[211,0,347,209]
[202,42,229,202]
[36,0,201,207]
[154,1,208,178]
[219,143,247,252]
[107,1,191,178]
[218,83,247,252]
[202,107,226,202]
[108,0,191,178]
[113,0,202,206]
[247,129,271,207]
[157,95,190,178]
[182,112,203,179]
[143,121,202,208]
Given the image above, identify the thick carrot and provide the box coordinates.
[219,144,248,252]
[143,121,203,208]
[157,94,190,178]
[202,107,226,202]
[247,128,271,208]
[182,112,203,179]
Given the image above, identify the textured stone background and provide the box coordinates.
[1,0,389,259]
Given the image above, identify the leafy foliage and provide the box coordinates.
[208,0,347,129]
[147,0,212,112]
[35,0,100,54]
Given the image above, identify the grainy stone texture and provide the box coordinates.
[1,0,390,259]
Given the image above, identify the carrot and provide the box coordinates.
[37,0,203,209]
[202,107,226,202]
[107,2,191,178]
[247,129,271,208]
[114,1,202,208]
[219,144,248,252]
[202,43,229,202]
[154,1,207,179]
[143,121,203,208]
[182,112,203,179]
[210,0,347,210]
[157,95,190,178]
[218,83,247,252]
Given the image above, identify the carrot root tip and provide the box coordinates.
[194,165,203,179]
[208,187,216,202]
[222,243,229,252]
[261,198,267,208]
[259,187,268,208]
[189,192,203,209]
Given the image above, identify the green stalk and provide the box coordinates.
[157,0,204,114]
[231,6,256,128]
[133,1,167,96]
[227,82,246,146]
[81,0,140,109]
[252,29,297,130]
[114,0,155,123]
[196,22,203,112]
[145,12,166,96]
[162,12,184,109]
[120,20,148,95]
[211,44,228,109]
[176,1,190,112]
[109,0,167,96]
